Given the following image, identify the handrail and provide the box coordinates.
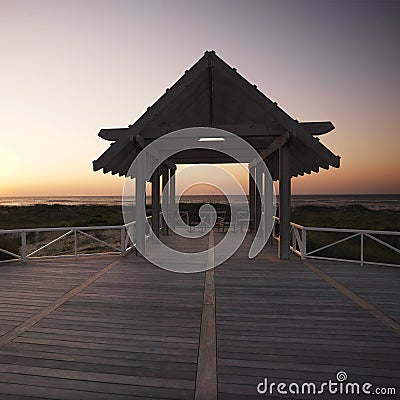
[300,226,400,236]
[0,224,134,234]
[2,216,399,267]
[0,217,153,264]
[273,217,400,268]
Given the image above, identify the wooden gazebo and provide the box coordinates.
[93,51,340,259]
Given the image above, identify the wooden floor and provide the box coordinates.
[0,233,399,399]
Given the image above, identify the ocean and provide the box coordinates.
[0,194,399,210]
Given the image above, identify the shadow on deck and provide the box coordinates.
[0,232,399,399]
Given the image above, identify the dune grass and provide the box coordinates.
[0,204,124,230]
[291,204,400,231]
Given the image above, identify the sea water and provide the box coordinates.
[0,194,399,210]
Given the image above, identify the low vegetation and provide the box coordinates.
[1,203,399,264]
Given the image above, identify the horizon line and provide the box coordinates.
[1,193,399,198]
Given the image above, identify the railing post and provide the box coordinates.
[74,229,78,259]
[291,226,296,252]
[360,233,364,267]
[121,226,126,256]
[21,231,27,263]
[301,228,307,260]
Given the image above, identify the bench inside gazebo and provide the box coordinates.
[93,50,340,259]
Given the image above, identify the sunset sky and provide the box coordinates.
[1,0,399,196]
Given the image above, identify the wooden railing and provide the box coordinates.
[273,216,400,268]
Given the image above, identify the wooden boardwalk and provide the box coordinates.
[0,233,399,399]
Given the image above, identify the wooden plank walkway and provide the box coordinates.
[215,235,400,399]
[0,232,399,399]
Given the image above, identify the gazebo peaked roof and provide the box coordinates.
[93,50,340,180]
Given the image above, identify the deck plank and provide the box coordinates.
[215,234,400,399]
[0,232,399,399]
[0,235,207,399]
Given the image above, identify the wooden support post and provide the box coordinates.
[151,167,160,238]
[161,166,169,235]
[249,166,255,232]
[279,145,291,259]
[135,157,146,255]
[170,168,176,230]
[264,172,274,243]
[255,166,262,231]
